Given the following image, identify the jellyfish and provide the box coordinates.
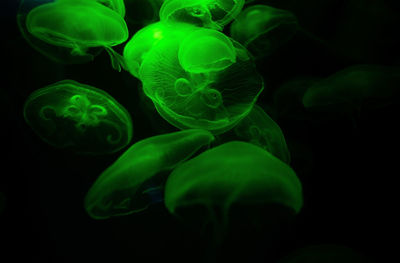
[124,0,164,27]
[57,0,126,17]
[230,4,298,58]
[233,104,291,163]
[138,26,264,134]
[23,0,128,70]
[164,141,303,243]
[123,21,195,79]
[277,244,371,263]
[23,80,133,155]
[159,0,245,30]
[302,65,400,113]
[84,129,215,219]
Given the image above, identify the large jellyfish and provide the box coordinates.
[233,104,291,163]
[302,65,400,113]
[138,25,264,134]
[84,129,215,219]
[23,80,133,155]
[230,4,298,58]
[159,0,245,30]
[21,0,128,70]
[164,141,303,243]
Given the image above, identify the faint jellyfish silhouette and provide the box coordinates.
[277,244,371,263]
[57,0,126,17]
[164,141,303,244]
[234,104,291,163]
[230,4,298,59]
[159,0,245,30]
[84,129,215,219]
[23,79,133,154]
[138,25,264,134]
[124,0,164,27]
[19,0,128,70]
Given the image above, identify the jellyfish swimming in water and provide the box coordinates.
[23,79,133,155]
[136,23,264,134]
[20,0,128,70]
[230,4,298,59]
[159,0,245,30]
[302,64,400,114]
[84,129,215,219]
[57,0,126,17]
[233,104,291,163]
[164,141,303,243]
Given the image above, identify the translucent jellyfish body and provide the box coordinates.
[57,0,126,17]
[234,104,291,163]
[159,0,245,30]
[302,65,400,112]
[139,26,264,134]
[230,4,298,58]
[23,80,133,154]
[165,141,303,239]
[84,129,215,219]
[22,0,128,69]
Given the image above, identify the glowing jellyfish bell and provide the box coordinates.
[139,26,264,134]
[23,80,133,155]
[159,0,245,30]
[24,0,128,70]
[230,4,298,58]
[234,104,291,163]
[84,129,215,219]
[164,141,303,243]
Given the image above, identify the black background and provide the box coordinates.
[1,0,399,262]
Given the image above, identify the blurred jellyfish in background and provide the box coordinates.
[302,65,400,114]
[134,24,264,134]
[233,104,291,163]
[124,0,164,27]
[159,0,244,30]
[277,244,372,263]
[23,80,133,154]
[18,0,128,70]
[164,141,303,244]
[230,4,298,59]
[57,0,126,17]
[84,129,214,219]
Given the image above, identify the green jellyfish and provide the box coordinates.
[302,65,400,113]
[230,4,298,58]
[139,26,264,134]
[165,141,303,242]
[234,104,291,163]
[123,21,195,79]
[23,0,128,70]
[57,0,126,17]
[84,129,215,219]
[159,0,245,30]
[277,244,371,263]
[23,80,133,155]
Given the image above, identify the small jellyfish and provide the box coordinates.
[165,141,303,243]
[84,129,215,219]
[159,0,245,30]
[277,244,371,263]
[230,4,298,58]
[178,29,237,74]
[23,0,128,70]
[139,26,264,134]
[23,80,133,154]
[123,21,194,79]
[234,104,291,163]
[302,65,400,113]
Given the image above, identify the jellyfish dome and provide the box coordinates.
[139,26,264,134]
[23,79,133,154]
[159,0,244,30]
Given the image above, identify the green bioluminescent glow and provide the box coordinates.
[165,141,302,241]
[131,22,264,134]
[230,4,298,58]
[159,0,245,30]
[234,104,291,163]
[24,0,128,70]
[84,129,215,219]
[23,80,133,154]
